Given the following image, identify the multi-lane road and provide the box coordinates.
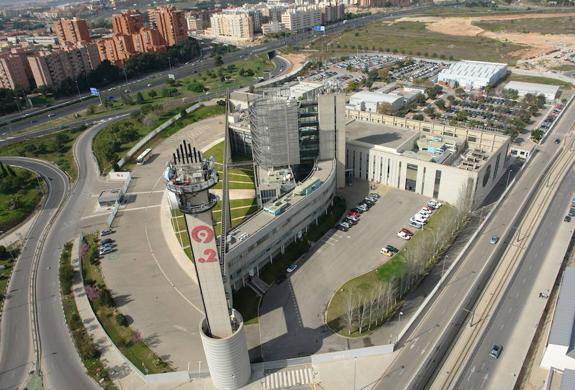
[374,95,575,389]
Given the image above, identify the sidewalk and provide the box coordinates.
[70,237,147,389]
[0,210,38,247]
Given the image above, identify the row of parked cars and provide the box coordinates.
[398,199,442,240]
[336,193,381,232]
[99,228,116,256]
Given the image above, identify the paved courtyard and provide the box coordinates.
[259,183,429,361]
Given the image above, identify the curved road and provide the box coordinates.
[0,118,123,390]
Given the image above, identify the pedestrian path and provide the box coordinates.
[263,367,317,389]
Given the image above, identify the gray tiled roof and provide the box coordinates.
[549,267,575,359]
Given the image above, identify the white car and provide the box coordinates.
[414,214,429,223]
[409,220,423,229]
[428,199,442,209]
[419,208,432,216]
[410,216,426,225]
[397,231,411,240]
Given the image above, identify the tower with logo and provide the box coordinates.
[164,139,250,389]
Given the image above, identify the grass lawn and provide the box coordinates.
[0,127,85,180]
[232,287,261,325]
[82,234,173,374]
[326,205,452,336]
[170,208,192,260]
[59,242,117,390]
[508,73,573,88]
[313,21,525,64]
[0,166,44,233]
[473,16,575,35]
[203,141,255,191]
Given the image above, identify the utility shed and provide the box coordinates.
[98,189,122,207]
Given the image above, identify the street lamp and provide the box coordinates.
[74,79,81,99]
[398,311,404,322]
[506,168,513,189]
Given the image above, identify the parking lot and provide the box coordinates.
[258,184,429,360]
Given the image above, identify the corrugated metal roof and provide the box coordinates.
[504,81,560,97]
[560,368,575,390]
[549,267,575,351]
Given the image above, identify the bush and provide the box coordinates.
[98,287,115,307]
[116,313,129,327]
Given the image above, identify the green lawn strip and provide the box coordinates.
[204,141,255,191]
[326,205,452,336]
[259,197,346,285]
[473,16,575,35]
[508,73,573,88]
[313,21,524,64]
[82,234,173,374]
[0,246,19,313]
[0,166,45,232]
[0,127,85,180]
[552,64,575,72]
[232,287,261,325]
[59,241,117,390]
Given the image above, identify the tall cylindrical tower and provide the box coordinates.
[164,140,251,390]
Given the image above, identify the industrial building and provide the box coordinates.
[438,60,508,90]
[345,109,510,206]
[347,90,406,113]
[504,80,559,102]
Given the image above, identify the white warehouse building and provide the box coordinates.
[347,91,406,113]
[438,60,508,90]
[345,109,510,207]
[504,81,559,101]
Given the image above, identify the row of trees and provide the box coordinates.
[340,184,473,336]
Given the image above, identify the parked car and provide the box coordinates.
[555,138,561,144]
[286,264,298,273]
[419,208,432,216]
[344,217,358,225]
[352,207,365,214]
[489,344,503,359]
[368,193,381,200]
[385,245,399,253]
[564,215,572,223]
[357,204,368,212]
[490,235,499,244]
[428,199,442,209]
[397,231,411,240]
[100,228,114,237]
[336,223,349,232]
[409,220,423,229]
[346,215,359,223]
[359,202,372,210]
[381,245,399,256]
[349,211,361,218]
[413,214,428,224]
[400,227,414,236]
[99,247,113,256]
[100,238,114,245]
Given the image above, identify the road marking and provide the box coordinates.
[121,204,161,212]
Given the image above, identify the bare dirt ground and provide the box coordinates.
[396,13,575,65]
[281,52,308,74]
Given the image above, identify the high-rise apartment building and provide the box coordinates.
[53,17,91,45]
[148,5,188,46]
[112,10,144,35]
[320,2,345,24]
[210,13,254,41]
[281,7,321,32]
[131,27,164,53]
[95,34,135,66]
[28,43,100,87]
[0,52,31,90]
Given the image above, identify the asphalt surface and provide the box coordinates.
[0,2,447,140]
[374,98,575,389]
[455,177,575,387]
[0,119,122,390]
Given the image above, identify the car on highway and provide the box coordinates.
[286,264,298,273]
[489,344,503,359]
[100,228,114,237]
[490,235,499,244]
[564,215,572,223]
[397,231,411,240]
[555,138,561,144]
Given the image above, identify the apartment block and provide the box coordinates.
[320,2,345,24]
[281,6,321,32]
[95,34,135,66]
[186,9,218,32]
[223,7,262,33]
[112,10,144,35]
[53,17,91,45]
[28,43,100,87]
[148,5,188,46]
[131,27,164,53]
[0,52,31,90]
[210,13,254,41]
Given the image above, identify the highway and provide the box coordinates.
[455,164,575,390]
[373,95,575,389]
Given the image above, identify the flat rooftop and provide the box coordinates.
[345,120,418,152]
[227,159,335,251]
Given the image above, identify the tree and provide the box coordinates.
[98,287,115,307]
[136,92,145,104]
[148,89,157,99]
[116,313,129,327]
[531,129,544,142]
[214,55,223,66]
[344,289,356,335]
[86,105,96,115]
[187,81,205,93]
